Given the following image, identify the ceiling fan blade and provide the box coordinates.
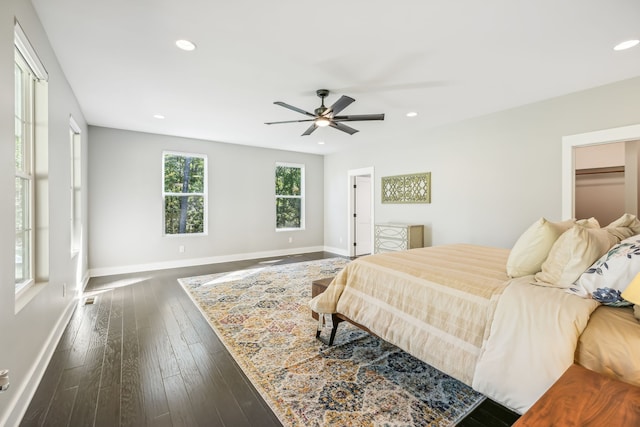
[330,121,358,135]
[323,95,355,117]
[274,101,316,118]
[265,119,315,125]
[333,113,385,122]
[302,124,317,136]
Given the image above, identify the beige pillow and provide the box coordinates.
[575,217,600,228]
[506,218,575,278]
[534,225,617,288]
[605,213,640,242]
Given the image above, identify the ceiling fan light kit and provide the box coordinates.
[315,117,331,127]
[265,89,385,136]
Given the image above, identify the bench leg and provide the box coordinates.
[315,316,340,346]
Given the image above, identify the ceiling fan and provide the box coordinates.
[265,89,385,136]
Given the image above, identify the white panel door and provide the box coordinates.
[354,176,372,256]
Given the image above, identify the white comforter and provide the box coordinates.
[472,277,599,413]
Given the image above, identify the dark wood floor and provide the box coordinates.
[20,251,520,426]
[458,398,520,427]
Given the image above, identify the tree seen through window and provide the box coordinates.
[163,153,206,234]
[275,164,304,229]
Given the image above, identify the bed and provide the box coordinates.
[309,216,640,414]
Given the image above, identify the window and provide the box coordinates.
[275,163,305,230]
[162,152,207,235]
[70,116,82,255]
[15,51,33,293]
[14,22,48,297]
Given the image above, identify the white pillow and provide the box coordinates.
[506,218,574,278]
[534,225,616,288]
[569,234,640,305]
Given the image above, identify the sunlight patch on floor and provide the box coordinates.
[201,267,265,286]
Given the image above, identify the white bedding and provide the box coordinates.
[473,278,599,413]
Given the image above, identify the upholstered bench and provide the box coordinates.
[311,277,374,345]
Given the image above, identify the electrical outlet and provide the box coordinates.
[179,245,185,253]
[288,237,293,243]
[339,237,343,243]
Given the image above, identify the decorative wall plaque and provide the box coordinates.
[381,172,431,204]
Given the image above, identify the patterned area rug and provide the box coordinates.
[179,258,485,426]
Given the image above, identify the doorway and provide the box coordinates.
[354,176,372,255]
[347,167,374,257]
[574,142,626,225]
[562,124,640,220]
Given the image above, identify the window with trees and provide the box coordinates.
[275,163,305,230]
[163,152,207,235]
[15,22,49,298]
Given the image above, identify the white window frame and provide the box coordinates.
[15,51,35,296]
[69,116,82,256]
[14,21,48,299]
[162,151,208,236]
[275,162,305,231]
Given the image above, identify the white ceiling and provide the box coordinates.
[31,0,640,155]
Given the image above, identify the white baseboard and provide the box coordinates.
[81,271,91,291]
[323,245,349,257]
[88,245,340,277]
[1,298,77,427]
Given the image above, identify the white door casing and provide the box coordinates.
[347,167,374,257]
[354,176,372,255]
[562,124,640,220]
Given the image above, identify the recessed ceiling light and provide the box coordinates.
[614,39,639,51]
[318,141,325,145]
[406,112,418,118]
[175,39,196,51]
[153,114,165,119]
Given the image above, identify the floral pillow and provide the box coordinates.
[569,235,640,306]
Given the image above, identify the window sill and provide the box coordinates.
[15,281,48,314]
[276,227,305,232]
[163,232,208,238]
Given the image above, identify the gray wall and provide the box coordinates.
[0,0,89,425]
[88,127,324,275]
[324,76,640,251]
